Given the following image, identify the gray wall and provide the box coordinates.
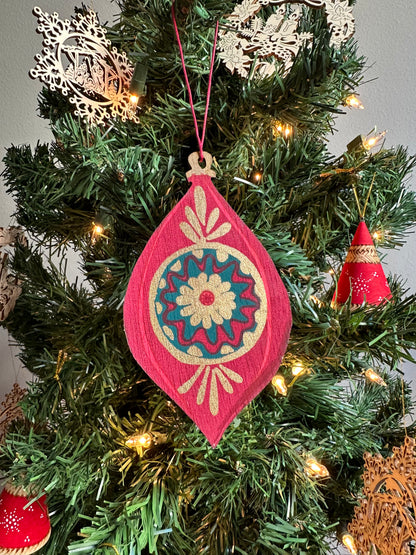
[1,1,415,400]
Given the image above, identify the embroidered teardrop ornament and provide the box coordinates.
[124,152,292,446]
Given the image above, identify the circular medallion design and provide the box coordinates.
[149,244,267,365]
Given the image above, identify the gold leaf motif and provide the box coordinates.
[185,206,204,238]
[209,371,219,415]
[214,367,234,394]
[180,222,201,244]
[220,345,234,355]
[219,364,243,384]
[178,364,243,416]
[177,365,205,394]
[206,207,220,233]
[194,186,207,225]
[197,367,211,405]
[206,223,232,241]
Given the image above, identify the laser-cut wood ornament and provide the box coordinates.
[0,227,26,322]
[124,152,292,447]
[0,384,26,445]
[218,0,355,78]
[348,437,416,555]
[30,7,140,126]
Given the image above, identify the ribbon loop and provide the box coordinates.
[171,2,219,161]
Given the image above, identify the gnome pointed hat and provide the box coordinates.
[332,221,392,308]
[0,483,51,554]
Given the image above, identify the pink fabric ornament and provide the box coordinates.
[124,153,292,447]
[332,221,392,307]
[0,483,51,554]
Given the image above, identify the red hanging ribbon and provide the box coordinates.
[171,2,219,161]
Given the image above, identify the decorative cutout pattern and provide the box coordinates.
[30,7,139,126]
[0,227,25,322]
[0,384,26,445]
[218,0,355,78]
[349,437,416,555]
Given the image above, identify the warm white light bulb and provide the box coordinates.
[365,368,387,387]
[363,131,386,150]
[305,458,329,478]
[342,533,357,555]
[292,362,306,376]
[92,224,104,235]
[271,374,287,396]
[126,433,152,449]
[345,95,364,110]
[274,122,293,138]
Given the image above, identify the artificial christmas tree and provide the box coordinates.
[1,1,416,554]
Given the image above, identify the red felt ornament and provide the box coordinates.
[0,483,51,554]
[124,153,292,446]
[124,5,291,446]
[332,220,392,308]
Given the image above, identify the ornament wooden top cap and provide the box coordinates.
[186,152,216,179]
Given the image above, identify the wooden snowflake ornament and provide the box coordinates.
[219,0,355,78]
[30,7,140,126]
[124,152,292,447]
[0,384,26,445]
[0,227,25,322]
[348,437,416,555]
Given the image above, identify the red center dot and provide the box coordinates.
[199,290,215,306]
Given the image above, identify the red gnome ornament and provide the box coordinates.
[332,220,392,308]
[0,483,51,554]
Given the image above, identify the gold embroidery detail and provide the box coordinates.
[163,326,174,340]
[178,364,243,416]
[194,186,207,225]
[180,186,231,245]
[187,346,203,357]
[170,260,182,272]
[176,272,236,329]
[345,245,380,264]
[149,243,267,366]
[206,207,219,233]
